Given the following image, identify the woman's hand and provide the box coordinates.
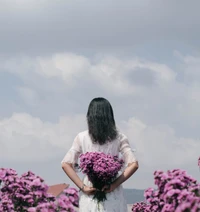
[82,185,96,195]
[101,183,117,193]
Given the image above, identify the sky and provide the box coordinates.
[0,0,200,190]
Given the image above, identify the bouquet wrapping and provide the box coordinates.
[79,152,124,203]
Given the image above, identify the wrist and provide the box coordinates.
[79,184,86,192]
[112,181,118,190]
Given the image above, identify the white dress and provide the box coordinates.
[61,130,137,212]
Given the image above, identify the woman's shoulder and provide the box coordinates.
[76,130,128,143]
[77,130,89,139]
[116,131,128,141]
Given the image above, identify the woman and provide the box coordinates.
[61,97,139,212]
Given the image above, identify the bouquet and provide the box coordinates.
[79,152,124,203]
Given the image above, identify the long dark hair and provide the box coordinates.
[87,97,118,145]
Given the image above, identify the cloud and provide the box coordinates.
[121,117,199,167]
[0,0,200,54]
[2,52,200,132]
[120,117,200,188]
[0,113,86,162]
[1,112,199,189]
[1,52,200,189]
[90,56,176,95]
[36,53,91,86]
[176,52,200,82]
[1,53,177,97]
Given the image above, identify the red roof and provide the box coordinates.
[47,183,69,197]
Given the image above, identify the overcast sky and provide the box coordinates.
[1,0,200,190]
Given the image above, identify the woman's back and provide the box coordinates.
[61,98,139,212]
[62,130,137,169]
[78,130,122,155]
[62,130,137,212]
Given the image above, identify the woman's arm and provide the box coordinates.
[61,162,96,195]
[61,135,96,195]
[102,161,139,193]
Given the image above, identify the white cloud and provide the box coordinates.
[0,113,86,162]
[2,52,200,131]
[120,117,200,188]
[175,51,200,81]
[36,53,91,86]
[121,117,199,167]
[0,53,177,96]
[90,56,176,95]
[1,52,200,189]
[2,56,35,76]
[126,59,176,83]
[1,112,199,189]
[90,56,140,95]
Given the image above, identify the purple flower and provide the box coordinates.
[0,168,78,212]
[132,156,200,212]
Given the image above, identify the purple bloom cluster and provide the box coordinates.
[63,187,79,208]
[132,167,200,212]
[0,168,78,212]
[79,152,124,202]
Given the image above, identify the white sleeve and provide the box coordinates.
[119,133,137,166]
[61,134,82,171]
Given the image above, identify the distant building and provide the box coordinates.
[47,183,69,197]
[47,183,78,211]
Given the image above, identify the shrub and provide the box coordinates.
[132,157,200,212]
[0,168,78,212]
